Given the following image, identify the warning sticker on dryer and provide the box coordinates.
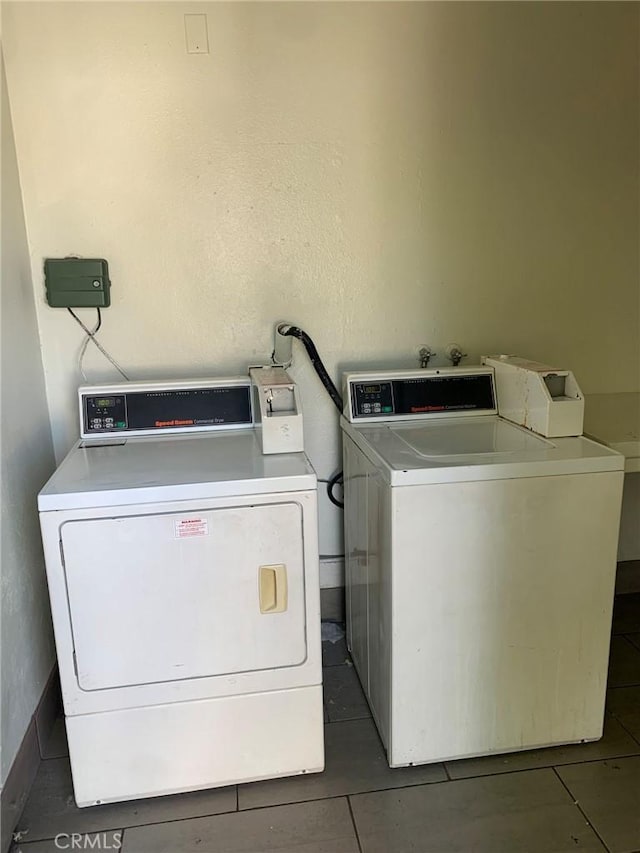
[174,517,209,538]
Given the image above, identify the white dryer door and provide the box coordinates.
[61,502,307,690]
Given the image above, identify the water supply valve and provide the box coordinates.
[446,343,468,367]
[418,346,436,368]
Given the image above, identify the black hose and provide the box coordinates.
[327,470,344,509]
[277,324,344,508]
[277,324,343,413]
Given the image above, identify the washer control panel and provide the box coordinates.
[345,368,497,422]
[79,378,253,439]
[351,383,394,417]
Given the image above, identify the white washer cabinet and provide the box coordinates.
[341,367,624,767]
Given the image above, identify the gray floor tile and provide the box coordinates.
[446,715,640,780]
[13,831,122,853]
[609,636,640,688]
[612,593,640,635]
[557,756,640,853]
[322,638,350,667]
[16,758,237,842]
[40,717,69,760]
[121,797,359,853]
[323,663,371,721]
[608,686,640,743]
[238,717,446,810]
[351,768,604,853]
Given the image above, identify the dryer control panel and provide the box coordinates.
[79,378,253,439]
[344,367,497,423]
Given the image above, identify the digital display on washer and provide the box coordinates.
[83,386,252,434]
[351,374,495,418]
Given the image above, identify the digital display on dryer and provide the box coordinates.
[84,395,126,432]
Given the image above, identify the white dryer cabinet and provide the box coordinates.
[39,381,323,807]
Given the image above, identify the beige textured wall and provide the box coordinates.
[3,1,639,555]
[0,55,56,784]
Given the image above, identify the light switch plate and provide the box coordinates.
[184,14,209,54]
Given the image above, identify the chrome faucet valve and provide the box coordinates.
[446,343,468,367]
[418,346,436,369]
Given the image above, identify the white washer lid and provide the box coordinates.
[341,415,624,486]
[38,430,316,511]
[394,418,552,458]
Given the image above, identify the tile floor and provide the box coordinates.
[11,593,640,853]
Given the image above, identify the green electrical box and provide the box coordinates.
[44,258,111,308]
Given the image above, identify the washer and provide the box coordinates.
[39,376,323,807]
[341,365,624,767]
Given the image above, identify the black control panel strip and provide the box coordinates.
[82,385,253,435]
[351,373,496,419]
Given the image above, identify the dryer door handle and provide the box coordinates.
[258,564,288,614]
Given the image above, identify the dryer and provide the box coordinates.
[341,366,624,768]
[39,375,323,806]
